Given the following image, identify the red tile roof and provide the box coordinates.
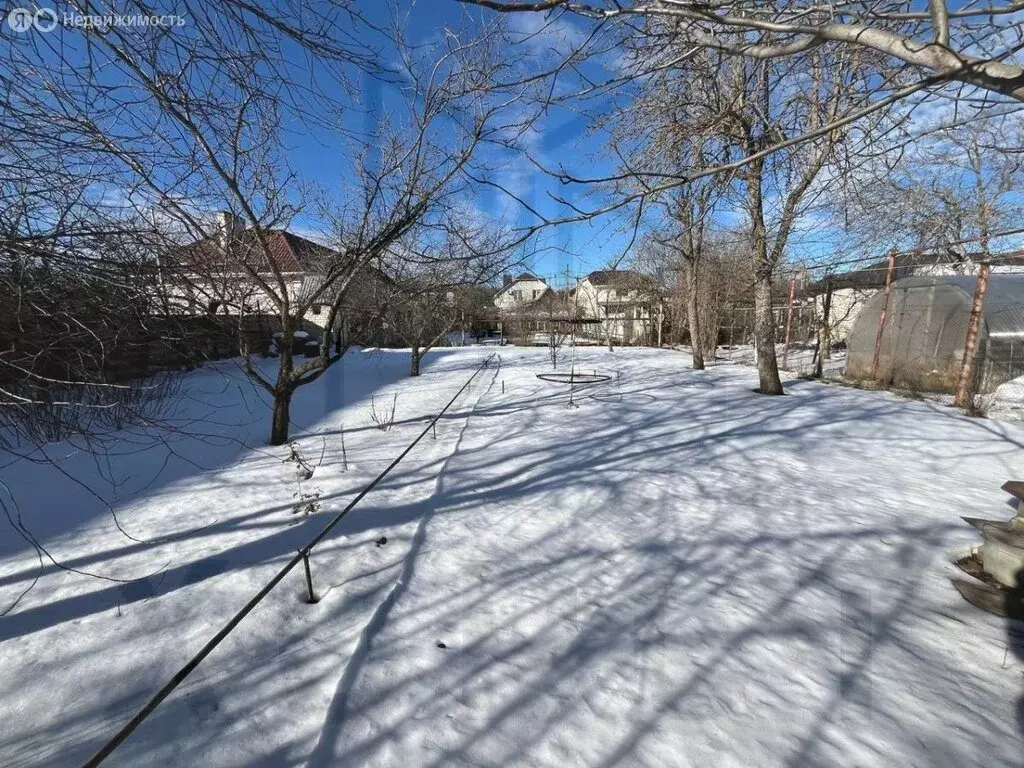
[174,229,337,275]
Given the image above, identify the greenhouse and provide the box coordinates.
[845,274,1024,393]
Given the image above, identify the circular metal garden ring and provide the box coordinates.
[536,372,612,385]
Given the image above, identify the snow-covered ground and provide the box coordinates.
[716,343,848,378]
[991,374,1024,422]
[2,347,1023,766]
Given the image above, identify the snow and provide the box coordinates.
[2,347,1023,766]
[991,374,1024,422]
[717,343,848,377]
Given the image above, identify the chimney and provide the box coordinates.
[503,274,513,287]
[216,211,245,249]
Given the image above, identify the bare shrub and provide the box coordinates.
[284,440,324,515]
[965,391,993,419]
[0,372,181,450]
[338,422,349,471]
[370,393,399,432]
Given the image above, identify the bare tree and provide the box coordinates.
[840,115,1024,263]
[464,1,1024,105]
[601,27,731,365]
[604,41,876,391]
[386,224,516,377]
[645,182,722,369]
[387,279,460,378]
[538,288,576,368]
[254,29,529,440]
[3,3,534,444]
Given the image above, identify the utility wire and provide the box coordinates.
[82,354,496,768]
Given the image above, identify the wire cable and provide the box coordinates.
[81,354,495,768]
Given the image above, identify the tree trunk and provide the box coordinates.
[269,387,293,445]
[684,260,704,370]
[410,347,421,377]
[745,146,783,395]
[754,272,784,395]
[268,317,298,445]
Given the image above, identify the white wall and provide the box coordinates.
[164,272,335,330]
[575,279,655,344]
[815,287,877,342]
[494,278,549,311]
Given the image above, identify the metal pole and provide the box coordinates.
[302,552,318,604]
[813,278,833,379]
[81,354,496,768]
[955,262,992,407]
[782,279,796,369]
[871,250,897,381]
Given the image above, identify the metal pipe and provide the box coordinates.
[82,354,496,768]
[303,552,317,604]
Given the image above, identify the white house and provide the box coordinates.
[493,273,550,312]
[574,269,658,345]
[169,212,391,340]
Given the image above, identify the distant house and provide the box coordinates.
[169,212,391,344]
[574,269,659,345]
[492,273,554,343]
[493,273,550,312]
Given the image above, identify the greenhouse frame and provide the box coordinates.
[845,274,1024,393]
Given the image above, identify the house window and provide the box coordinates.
[311,304,322,315]
[533,289,540,299]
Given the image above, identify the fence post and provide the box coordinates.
[871,250,897,381]
[955,262,992,408]
[782,279,797,369]
[302,551,318,604]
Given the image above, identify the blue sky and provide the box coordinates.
[19,0,1021,282]
[277,0,637,284]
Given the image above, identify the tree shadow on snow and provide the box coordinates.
[288,360,1024,767]
[7,352,1024,766]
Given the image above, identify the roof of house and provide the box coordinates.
[582,269,661,298]
[172,229,394,291]
[806,251,998,294]
[585,269,637,286]
[495,273,548,298]
[174,229,338,274]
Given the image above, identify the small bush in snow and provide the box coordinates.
[370,393,399,431]
[284,440,324,514]
[965,391,994,418]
